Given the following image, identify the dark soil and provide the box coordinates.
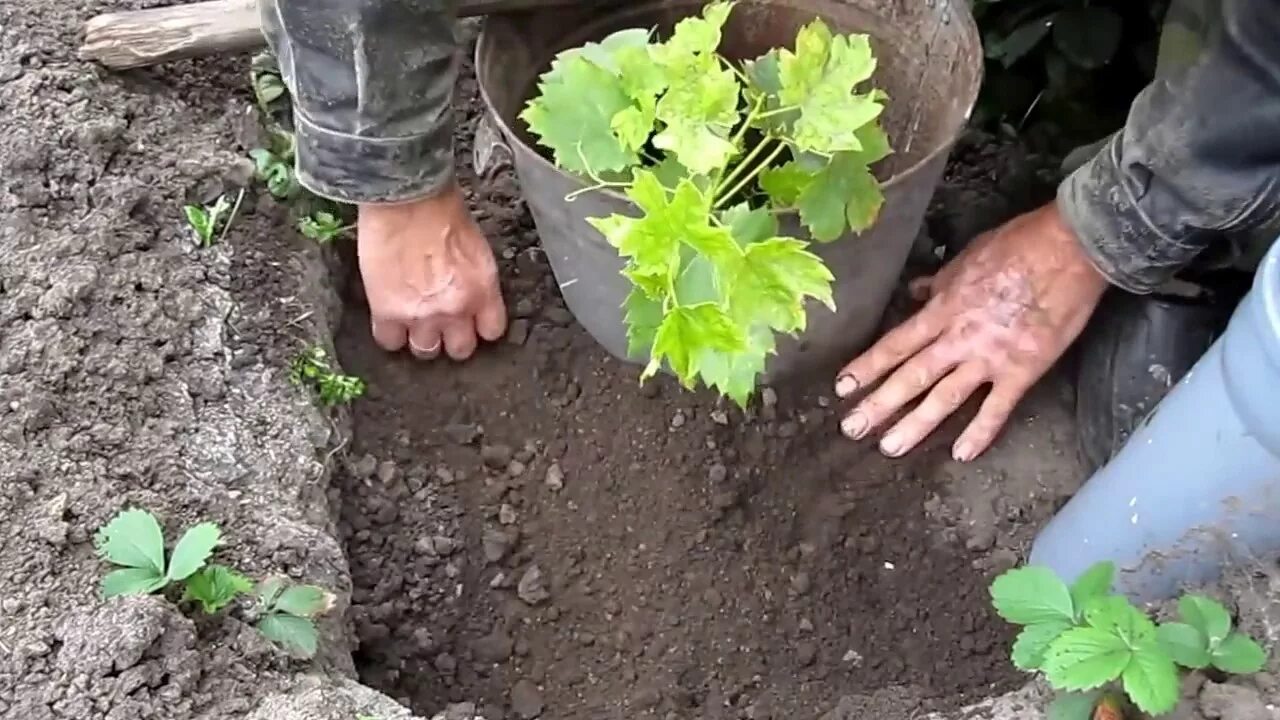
[331,43,1067,720]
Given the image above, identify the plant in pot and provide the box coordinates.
[520,0,891,405]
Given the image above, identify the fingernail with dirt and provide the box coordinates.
[879,432,904,457]
[835,374,859,398]
[841,412,868,439]
[952,441,974,463]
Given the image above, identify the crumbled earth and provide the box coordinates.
[2,3,1278,720]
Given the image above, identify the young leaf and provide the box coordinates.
[1041,627,1130,691]
[1155,622,1211,669]
[95,509,166,576]
[258,613,319,659]
[298,212,348,243]
[1011,620,1073,671]
[1045,691,1102,720]
[1121,641,1180,716]
[725,237,834,333]
[184,206,213,244]
[695,324,774,406]
[797,151,884,240]
[258,577,288,608]
[1211,632,1267,674]
[521,54,638,176]
[274,585,336,618]
[776,21,884,155]
[1083,596,1155,645]
[990,566,1075,626]
[1178,595,1233,645]
[166,522,221,582]
[648,303,746,384]
[102,567,169,599]
[1068,561,1115,619]
[183,564,254,614]
[622,287,664,360]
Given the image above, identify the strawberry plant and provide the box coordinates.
[183,564,255,614]
[521,1,891,404]
[298,211,351,244]
[991,562,1268,718]
[95,509,221,599]
[184,189,245,247]
[253,577,336,659]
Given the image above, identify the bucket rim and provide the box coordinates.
[473,0,983,209]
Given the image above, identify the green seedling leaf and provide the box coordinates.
[102,568,170,599]
[95,509,166,576]
[1068,561,1115,620]
[1083,596,1155,645]
[258,577,288,608]
[521,54,638,177]
[649,303,746,384]
[274,585,337,618]
[290,346,366,406]
[1042,627,1131,691]
[1121,640,1180,715]
[1211,632,1267,674]
[1011,620,1072,671]
[167,522,220,581]
[1045,691,1101,720]
[258,613,319,659]
[298,212,349,243]
[183,564,254,614]
[1156,622,1211,669]
[776,21,883,155]
[184,205,213,245]
[990,566,1075,626]
[1178,595,1233,645]
[796,151,883,240]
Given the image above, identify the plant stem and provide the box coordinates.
[215,188,247,247]
[756,104,800,119]
[565,181,629,202]
[714,136,777,200]
[714,141,786,209]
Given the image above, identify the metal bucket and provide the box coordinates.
[475,0,982,380]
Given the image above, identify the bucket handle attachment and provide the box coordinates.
[473,110,514,179]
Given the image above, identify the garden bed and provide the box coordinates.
[2,1,1279,719]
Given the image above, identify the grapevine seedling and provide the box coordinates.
[289,345,366,406]
[298,211,352,244]
[522,1,891,405]
[254,577,336,659]
[95,509,221,599]
[991,562,1268,718]
[184,189,245,247]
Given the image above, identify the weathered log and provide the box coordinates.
[79,0,599,70]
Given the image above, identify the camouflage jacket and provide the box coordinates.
[261,0,1280,294]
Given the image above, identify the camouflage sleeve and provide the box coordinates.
[1057,0,1280,293]
[259,0,459,204]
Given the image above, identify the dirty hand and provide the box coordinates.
[358,183,507,360]
[834,203,1109,462]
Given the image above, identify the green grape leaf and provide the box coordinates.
[721,203,779,248]
[1156,622,1211,669]
[521,55,638,176]
[258,614,319,659]
[759,161,815,209]
[1178,595,1233,645]
[797,151,883,241]
[622,286,664,360]
[576,28,653,76]
[1084,596,1156,645]
[95,509,166,575]
[1042,627,1132,691]
[647,303,746,384]
[1211,632,1267,674]
[696,325,774,407]
[274,585,337,618]
[183,564,254,614]
[654,1,734,60]
[1122,641,1180,716]
[1011,621,1073,671]
[724,237,834,334]
[588,171,684,272]
[990,566,1075,626]
[102,568,169,599]
[1068,561,1115,620]
[777,21,884,155]
[1045,691,1102,720]
[166,522,221,582]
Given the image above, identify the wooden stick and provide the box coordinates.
[79,0,596,70]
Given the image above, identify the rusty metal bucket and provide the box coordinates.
[475,0,983,382]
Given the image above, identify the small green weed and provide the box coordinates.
[992,562,1268,718]
[184,189,245,247]
[254,577,336,659]
[289,346,366,407]
[297,211,352,244]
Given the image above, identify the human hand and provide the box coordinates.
[834,203,1109,461]
[357,183,507,360]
